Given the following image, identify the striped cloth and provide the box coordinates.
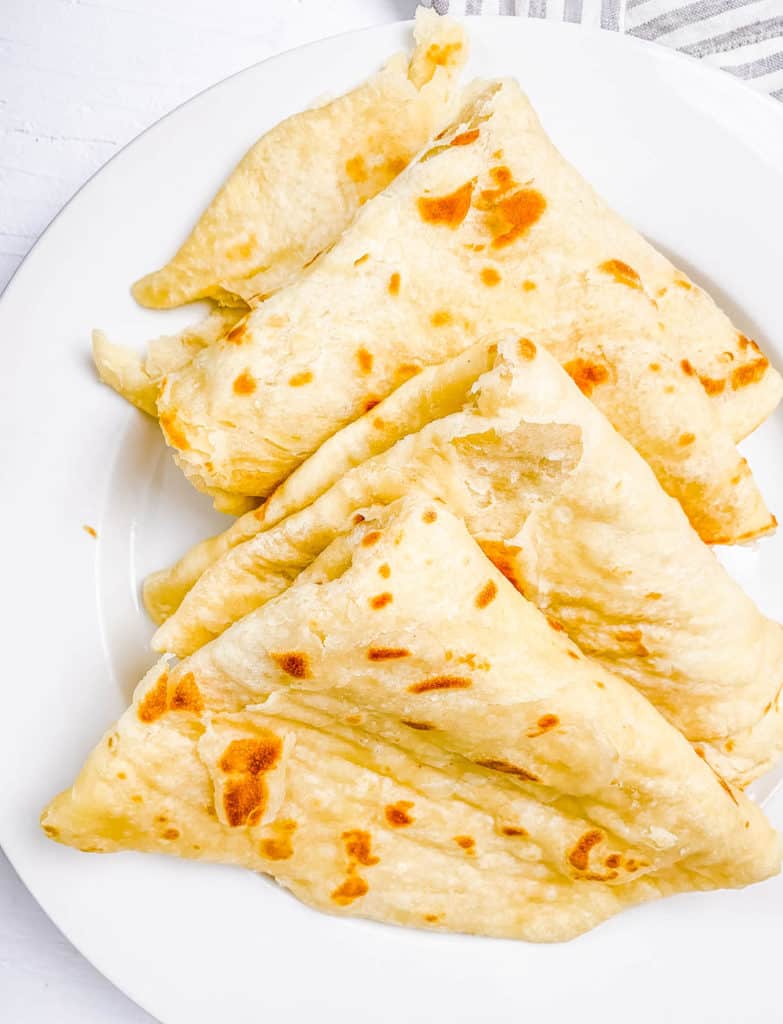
[422,0,783,101]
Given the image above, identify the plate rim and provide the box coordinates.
[2,15,783,1024]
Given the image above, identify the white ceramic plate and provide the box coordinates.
[1,17,782,1024]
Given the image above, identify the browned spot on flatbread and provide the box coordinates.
[331,875,368,906]
[378,563,390,578]
[159,411,189,451]
[568,829,603,871]
[422,509,437,523]
[345,155,367,182]
[368,647,410,661]
[225,321,247,345]
[451,128,479,146]
[162,828,180,840]
[737,333,760,351]
[616,628,649,656]
[732,358,769,389]
[426,40,463,66]
[223,776,267,828]
[521,279,537,292]
[219,736,282,776]
[646,592,662,600]
[259,822,296,861]
[483,189,547,249]
[564,358,609,396]
[385,801,414,827]
[599,259,641,289]
[370,592,393,610]
[424,913,441,923]
[363,397,380,412]
[354,252,369,266]
[259,837,294,860]
[409,675,471,694]
[356,348,373,374]
[529,714,559,737]
[700,374,726,395]
[138,672,169,724]
[501,826,528,837]
[476,758,539,782]
[681,359,696,376]
[82,524,97,538]
[401,720,434,731]
[417,181,474,228]
[169,672,203,714]
[678,432,695,446]
[342,829,379,866]
[547,616,565,632]
[454,835,475,851]
[475,580,497,608]
[272,652,311,679]
[361,531,381,547]
[430,310,453,327]
[518,337,536,360]
[480,266,501,287]
[396,362,421,381]
[289,371,313,387]
[478,540,523,593]
[675,277,692,290]
[388,272,400,296]
[232,371,256,395]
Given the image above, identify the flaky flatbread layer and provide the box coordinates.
[131,10,466,309]
[152,336,783,786]
[42,499,780,943]
[156,79,780,543]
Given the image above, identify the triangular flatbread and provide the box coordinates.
[42,498,780,943]
[151,336,783,785]
[144,343,491,620]
[131,10,466,309]
[155,79,780,543]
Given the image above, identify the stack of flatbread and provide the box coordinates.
[46,9,783,943]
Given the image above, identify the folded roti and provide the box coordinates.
[41,499,780,943]
[131,10,466,309]
[92,308,243,418]
[152,336,783,786]
[155,78,780,543]
[144,344,493,621]
[93,310,254,515]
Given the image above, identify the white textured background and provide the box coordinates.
[0,3,415,1020]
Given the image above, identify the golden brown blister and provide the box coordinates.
[41,499,780,943]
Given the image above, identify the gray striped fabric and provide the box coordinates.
[422,0,783,101]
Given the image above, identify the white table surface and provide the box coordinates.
[0,2,415,1020]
